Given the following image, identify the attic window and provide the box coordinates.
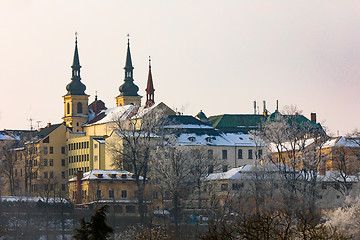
[110,174,117,179]
[188,137,195,142]
[97,174,103,178]
[239,137,243,140]
[121,174,127,179]
[206,137,212,143]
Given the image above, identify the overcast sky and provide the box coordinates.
[1,0,360,135]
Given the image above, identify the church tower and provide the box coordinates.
[116,38,142,107]
[63,34,89,132]
[145,57,155,108]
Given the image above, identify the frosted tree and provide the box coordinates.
[108,107,170,223]
[255,106,326,212]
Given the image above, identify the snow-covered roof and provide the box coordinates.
[69,169,143,181]
[322,137,360,149]
[205,164,359,183]
[0,196,69,203]
[85,105,135,126]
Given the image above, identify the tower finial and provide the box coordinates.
[75,32,78,43]
[145,57,155,108]
[127,33,130,44]
[95,91,98,101]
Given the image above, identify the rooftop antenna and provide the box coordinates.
[276,100,279,111]
[28,117,34,131]
[36,121,42,130]
[253,101,256,115]
[95,91,98,101]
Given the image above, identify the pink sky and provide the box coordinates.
[1,1,360,135]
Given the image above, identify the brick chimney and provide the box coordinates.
[311,113,316,123]
[76,170,83,204]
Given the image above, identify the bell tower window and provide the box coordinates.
[77,102,82,113]
[67,103,70,115]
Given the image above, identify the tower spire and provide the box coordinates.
[65,32,86,95]
[145,56,155,108]
[116,36,141,107]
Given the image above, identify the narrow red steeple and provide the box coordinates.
[145,56,155,108]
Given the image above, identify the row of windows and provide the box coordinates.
[42,146,66,155]
[31,184,66,192]
[95,189,128,199]
[44,171,66,179]
[221,149,263,160]
[68,154,90,163]
[69,167,90,176]
[67,102,83,114]
[68,142,90,151]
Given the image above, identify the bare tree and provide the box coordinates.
[108,107,169,223]
[255,106,326,212]
[0,140,21,196]
[150,143,193,237]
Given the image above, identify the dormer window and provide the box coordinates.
[121,174,127,179]
[97,174,103,178]
[188,137,195,142]
[110,174,117,179]
[206,137,212,143]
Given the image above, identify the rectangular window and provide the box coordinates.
[208,165,214,174]
[61,159,65,166]
[44,172,48,179]
[238,149,243,159]
[49,159,54,166]
[61,184,65,191]
[61,147,65,154]
[62,171,65,179]
[222,150,227,160]
[49,147,53,154]
[43,147,48,154]
[50,171,54,178]
[153,191,158,199]
[96,189,102,199]
[258,149,263,159]
[109,189,115,198]
[220,183,228,191]
[222,165,228,172]
[248,149,253,159]
[121,190,127,198]
[94,155,98,161]
[87,141,89,148]
[208,149,213,159]
[94,144,98,148]
[44,159,48,166]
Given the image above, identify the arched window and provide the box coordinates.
[67,103,70,114]
[77,102,82,113]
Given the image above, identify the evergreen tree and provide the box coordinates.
[73,218,89,240]
[73,205,113,240]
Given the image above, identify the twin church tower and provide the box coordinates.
[62,36,155,132]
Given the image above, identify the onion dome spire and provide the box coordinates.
[66,33,86,95]
[145,56,155,108]
[119,35,140,97]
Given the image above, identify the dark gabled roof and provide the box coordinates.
[165,115,221,137]
[167,115,211,126]
[208,114,266,133]
[37,123,63,140]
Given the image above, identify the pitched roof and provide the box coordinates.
[208,114,266,133]
[37,123,63,140]
[0,129,36,141]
